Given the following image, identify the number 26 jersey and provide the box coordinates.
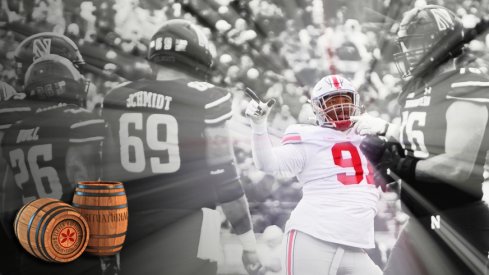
[276,124,380,248]
[1,104,105,204]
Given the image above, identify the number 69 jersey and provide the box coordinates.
[278,124,380,248]
[102,79,241,240]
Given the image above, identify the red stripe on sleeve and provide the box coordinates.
[281,135,301,144]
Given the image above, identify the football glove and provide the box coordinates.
[360,135,418,190]
[245,99,275,125]
[242,250,266,275]
[351,113,390,136]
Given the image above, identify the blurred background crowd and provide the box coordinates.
[2,0,489,274]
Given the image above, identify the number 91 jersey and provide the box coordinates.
[102,79,237,231]
[278,124,380,248]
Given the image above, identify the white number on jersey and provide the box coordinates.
[401,111,429,158]
[9,144,62,203]
[187,81,214,92]
[119,113,181,174]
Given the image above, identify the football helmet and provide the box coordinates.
[393,5,464,78]
[14,32,85,85]
[310,75,360,130]
[148,19,214,78]
[23,54,87,107]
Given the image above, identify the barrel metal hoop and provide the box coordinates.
[76,185,124,190]
[38,206,73,262]
[86,244,124,250]
[89,231,127,239]
[72,203,128,210]
[74,191,126,197]
[15,203,29,237]
[26,200,58,260]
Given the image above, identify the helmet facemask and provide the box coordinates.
[393,5,465,79]
[394,34,435,79]
[311,91,361,131]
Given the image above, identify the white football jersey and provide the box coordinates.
[274,124,380,248]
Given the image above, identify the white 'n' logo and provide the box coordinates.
[32,38,52,60]
[431,215,441,230]
[431,9,453,31]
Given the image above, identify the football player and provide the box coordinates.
[246,74,382,275]
[0,54,105,275]
[0,31,85,242]
[101,19,261,275]
[353,5,489,275]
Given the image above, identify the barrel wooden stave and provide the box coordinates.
[73,181,128,256]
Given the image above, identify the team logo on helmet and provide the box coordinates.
[32,38,52,61]
[324,75,345,90]
[431,8,454,31]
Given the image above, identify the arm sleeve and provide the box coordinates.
[212,162,245,204]
[204,86,233,125]
[446,70,489,103]
[204,122,244,204]
[0,100,32,130]
[67,108,106,144]
[251,124,306,177]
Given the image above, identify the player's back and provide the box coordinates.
[2,103,105,205]
[102,78,233,240]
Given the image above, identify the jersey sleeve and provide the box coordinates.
[281,124,304,145]
[204,122,244,203]
[446,69,489,103]
[279,125,308,175]
[252,124,306,177]
[203,85,233,125]
[0,100,32,130]
[65,108,106,144]
[211,161,245,204]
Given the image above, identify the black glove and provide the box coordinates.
[360,136,419,189]
[359,135,389,166]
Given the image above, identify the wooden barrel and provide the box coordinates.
[14,198,90,263]
[72,181,128,256]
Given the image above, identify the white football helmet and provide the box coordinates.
[310,75,360,130]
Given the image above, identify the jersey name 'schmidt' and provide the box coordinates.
[126,90,173,110]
